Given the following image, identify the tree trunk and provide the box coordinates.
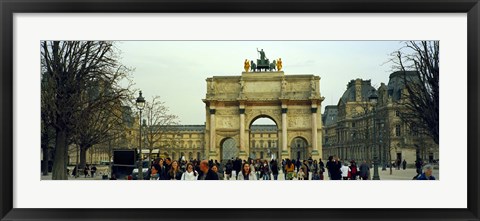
[42,146,49,175]
[80,145,87,169]
[108,139,113,177]
[52,129,68,180]
[148,148,153,167]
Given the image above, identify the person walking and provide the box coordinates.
[302,160,310,180]
[91,165,97,178]
[270,159,279,180]
[211,164,224,180]
[72,166,78,178]
[260,160,271,180]
[167,160,183,180]
[416,164,436,180]
[84,164,90,178]
[254,159,261,179]
[402,159,407,170]
[238,163,257,180]
[233,157,242,179]
[328,157,342,180]
[150,164,159,180]
[414,158,423,179]
[157,158,168,180]
[164,158,172,174]
[326,156,334,179]
[181,162,198,180]
[197,160,219,180]
[225,160,233,180]
[341,163,349,180]
[285,159,295,180]
[319,159,325,180]
[348,160,358,180]
[297,168,306,180]
[359,160,370,180]
[295,159,302,172]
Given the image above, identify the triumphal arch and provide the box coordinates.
[202,51,325,161]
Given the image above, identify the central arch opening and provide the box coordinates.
[249,116,279,160]
[221,137,238,162]
[291,137,308,161]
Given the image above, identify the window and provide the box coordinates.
[395,124,401,137]
[395,110,400,117]
[351,122,356,128]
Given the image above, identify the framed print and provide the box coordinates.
[1,0,479,221]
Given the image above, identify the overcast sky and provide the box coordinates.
[117,41,403,125]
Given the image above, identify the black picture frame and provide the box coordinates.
[1,0,479,220]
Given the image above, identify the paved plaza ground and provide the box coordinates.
[323,167,440,180]
[41,167,439,180]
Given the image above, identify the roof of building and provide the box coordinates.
[322,105,338,126]
[250,125,277,132]
[338,79,376,105]
[387,71,418,101]
[155,124,205,132]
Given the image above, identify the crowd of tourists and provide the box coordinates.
[125,155,435,181]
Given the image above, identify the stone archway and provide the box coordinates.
[249,115,279,160]
[290,136,308,161]
[203,71,324,161]
[221,137,239,162]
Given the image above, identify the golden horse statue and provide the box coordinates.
[244,59,250,72]
[277,58,283,71]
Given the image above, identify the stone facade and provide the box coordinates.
[322,72,439,166]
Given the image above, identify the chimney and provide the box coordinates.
[355,79,362,102]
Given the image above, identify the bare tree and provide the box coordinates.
[41,41,132,179]
[74,71,133,169]
[391,41,439,144]
[143,96,179,163]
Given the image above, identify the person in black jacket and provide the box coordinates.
[167,160,183,180]
[326,156,334,179]
[225,160,233,180]
[233,157,242,179]
[197,160,219,180]
[164,158,172,174]
[270,159,279,180]
[328,156,342,180]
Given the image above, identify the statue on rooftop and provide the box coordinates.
[250,60,257,72]
[244,59,250,72]
[277,58,283,71]
[257,48,267,61]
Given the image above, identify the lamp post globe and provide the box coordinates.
[369,89,380,180]
[136,91,145,179]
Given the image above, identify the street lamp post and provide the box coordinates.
[369,89,380,180]
[136,91,146,180]
[380,122,387,171]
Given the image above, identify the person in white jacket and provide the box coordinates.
[237,163,257,180]
[341,163,350,180]
[181,163,198,181]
